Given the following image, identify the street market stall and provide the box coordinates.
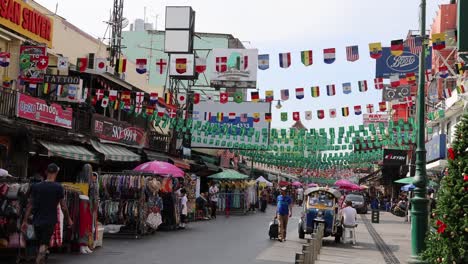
[208,170,250,215]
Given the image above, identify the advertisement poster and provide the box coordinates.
[19,45,47,83]
[363,114,389,125]
[376,47,432,78]
[192,101,270,148]
[92,114,147,147]
[210,49,258,88]
[16,93,73,129]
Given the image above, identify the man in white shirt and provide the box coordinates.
[209,182,219,219]
[341,201,358,227]
[179,189,188,229]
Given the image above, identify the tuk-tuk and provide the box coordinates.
[298,187,342,242]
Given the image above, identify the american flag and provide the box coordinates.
[346,45,359,62]
[406,36,423,54]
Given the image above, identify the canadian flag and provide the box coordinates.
[178,94,187,105]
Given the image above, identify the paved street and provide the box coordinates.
[50,206,300,264]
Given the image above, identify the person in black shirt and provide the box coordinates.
[22,163,72,264]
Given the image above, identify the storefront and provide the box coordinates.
[426,134,447,182]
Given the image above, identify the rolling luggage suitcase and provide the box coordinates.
[269,218,279,239]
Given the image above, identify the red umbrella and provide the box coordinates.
[279,181,290,187]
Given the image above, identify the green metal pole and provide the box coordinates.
[408,0,429,263]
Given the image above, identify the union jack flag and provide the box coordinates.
[346,45,359,62]
[405,36,423,54]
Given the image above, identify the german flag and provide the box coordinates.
[265,112,272,122]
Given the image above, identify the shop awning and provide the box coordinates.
[170,158,191,170]
[91,140,140,162]
[145,150,170,161]
[208,169,249,180]
[39,140,98,162]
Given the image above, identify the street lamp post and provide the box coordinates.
[408,0,429,263]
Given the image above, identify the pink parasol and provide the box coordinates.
[292,181,302,187]
[334,179,355,188]
[307,183,318,188]
[133,161,185,177]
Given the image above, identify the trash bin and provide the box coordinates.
[371,210,380,223]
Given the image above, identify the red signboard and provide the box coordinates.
[92,114,147,147]
[16,93,73,129]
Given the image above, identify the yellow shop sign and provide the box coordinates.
[0,0,53,47]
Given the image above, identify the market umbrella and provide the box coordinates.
[208,169,249,180]
[256,176,273,186]
[334,179,355,188]
[133,160,185,177]
[341,184,363,191]
[292,181,302,187]
[307,183,318,188]
[394,177,438,187]
[279,181,290,187]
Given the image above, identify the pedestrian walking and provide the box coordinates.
[209,182,219,219]
[260,188,268,212]
[21,163,73,264]
[179,189,188,229]
[275,187,292,242]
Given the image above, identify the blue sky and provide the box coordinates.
[38,0,447,131]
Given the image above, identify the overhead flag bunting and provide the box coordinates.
[281,112,288,122]
[346,45,359,62]
[136,59,147,74]
[390,74,400,87]
[390,39,404,56]
[219,92,228,104]
[95,89,104,101]
[77,57,88,72]
[293,111,300,121]
[193,93,200,104]
[195,57,207,73]
[178,94,187,105]
[406,36,423,54]
[265,113,272,122]
[258,54,269,70]
[233,92,243,103]
[305,111,312,120]
[439,66,449,78]
[425,69,433,82]
[279,52,291,68]
[281,89,289,101]
[296,88,304,99]
[354,105,362,115]
[369,42,383,59]
[329,109,337,118]
[311,86,320,98]
[149,92,158,105]
[358,80,368,92]
[0,52,10,67]
[156,58,167,74]
[57,57,69,71]
[95,58,107,73]
[323,48,336,64]
[366,104,374,113]
[455,63,465,75]
[379,101,387,112]
[251,91,260,102]
[326,84,336,96]
[406,72,416,84]
[253,113,260,123]
[457,84,465,94]
[432,33,446,50]
[342,82,352,94]
[342,107,350,117]
[317,110,325,120]
[374,77,384,89]
[229,112,236,122]
[215,57,227,72]
[443,87,452,98]
[301,50,313,66]
[165,92,172,105]
[265,90,274,102]
[101,96,109,108]
[217,112,224,122]
[117,58,127,73]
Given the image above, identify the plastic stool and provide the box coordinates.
[343,225,357,244]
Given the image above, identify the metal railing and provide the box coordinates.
[295,223,325,264]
